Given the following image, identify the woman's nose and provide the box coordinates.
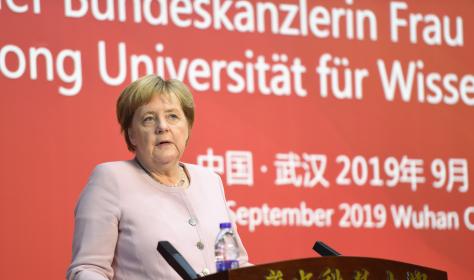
[155,117,169,133]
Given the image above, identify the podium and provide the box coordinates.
[201,257,447,279]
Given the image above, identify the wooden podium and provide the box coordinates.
[201,257,447,279]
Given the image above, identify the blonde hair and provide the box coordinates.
[116,75,195,151]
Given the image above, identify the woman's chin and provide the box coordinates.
[152,152,180,166]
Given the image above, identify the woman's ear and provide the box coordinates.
[128,127,136,146]
[185,128,191,147]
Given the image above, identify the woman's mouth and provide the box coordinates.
[156,141,172,146]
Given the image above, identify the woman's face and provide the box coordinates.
[128,93,189,169]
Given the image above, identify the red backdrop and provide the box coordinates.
[0,0,473,279]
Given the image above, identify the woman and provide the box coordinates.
[67,75,249,279]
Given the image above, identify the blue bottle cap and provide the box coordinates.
[219,222,232,229]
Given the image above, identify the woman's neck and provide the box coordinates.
[135,157,185,187]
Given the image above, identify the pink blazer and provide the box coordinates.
[67,160,249,280]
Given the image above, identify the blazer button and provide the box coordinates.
[188,218,197,226]
[196,241,204,250]
[202,268,210,276]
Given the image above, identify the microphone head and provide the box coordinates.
[157,241,200,280]
[313,241,342,256]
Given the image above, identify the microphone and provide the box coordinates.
[313,241,342,256]
[157,241,200,280]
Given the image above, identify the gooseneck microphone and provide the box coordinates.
[157,241,200,280]
[313,241,342,256]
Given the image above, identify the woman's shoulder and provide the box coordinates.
[183,162,218,176]
[95,159,135,169]
[85,160,141,190]
[182,162,222,184]
[92,160,137,175]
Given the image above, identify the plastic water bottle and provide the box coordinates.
[214,222,240,272]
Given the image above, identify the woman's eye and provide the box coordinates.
[168,114,179,120]
[143,116,155,124]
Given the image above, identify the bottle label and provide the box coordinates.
[216,260,239,272]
